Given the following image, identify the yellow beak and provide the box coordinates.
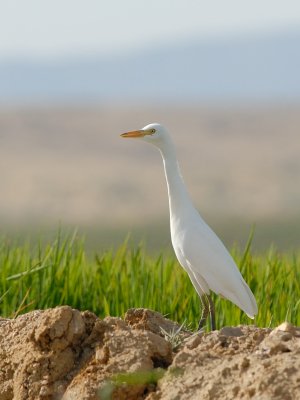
[121,129,154,138]
[120,129,145,138]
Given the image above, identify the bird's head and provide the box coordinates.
[120,123,170,149]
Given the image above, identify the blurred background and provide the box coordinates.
[0,0,300,252]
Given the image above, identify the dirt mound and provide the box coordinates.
[0,307,299,400]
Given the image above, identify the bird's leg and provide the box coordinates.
[198,295,209,330]
[198,294,216,331]
[207,294,216,331]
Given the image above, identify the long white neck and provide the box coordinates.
[158,140,196,221]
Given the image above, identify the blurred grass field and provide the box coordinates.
[1,231,299,329]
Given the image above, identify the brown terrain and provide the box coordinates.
[0,105,300,250]
[0,306,299,400]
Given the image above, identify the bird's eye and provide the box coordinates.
[151,129,156,134]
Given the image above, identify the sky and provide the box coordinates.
[1,0,300,59]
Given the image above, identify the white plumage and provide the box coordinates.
[121,123,257,329]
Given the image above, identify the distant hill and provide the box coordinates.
[0,30,300,103]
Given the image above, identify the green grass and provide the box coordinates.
[0,230,299,329]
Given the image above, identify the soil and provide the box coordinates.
[0,306,299,400]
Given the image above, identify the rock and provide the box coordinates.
[124,308,184,336]
[219,326,244,337]
[271,321,296,335]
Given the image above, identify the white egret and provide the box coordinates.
[121,123,257,330]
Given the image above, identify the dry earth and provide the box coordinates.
[0,306,299,400]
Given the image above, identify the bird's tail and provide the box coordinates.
[241,279,258,318]
[222,277,258,319]
[236,279,258,319]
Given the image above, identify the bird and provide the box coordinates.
[121,123,258,330]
